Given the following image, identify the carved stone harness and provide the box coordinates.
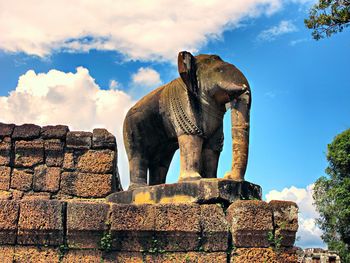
[164,79,225,138]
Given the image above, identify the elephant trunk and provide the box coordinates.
[225,90,251,181]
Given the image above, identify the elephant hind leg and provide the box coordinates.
[128,155,148,190]
[148,150,176,186]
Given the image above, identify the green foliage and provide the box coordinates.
[99,232,113,252]
[58,244,69,262]
[305,0,350,39]
[313,129,350,262]
[267,231,283,251]
[147,237,165,254]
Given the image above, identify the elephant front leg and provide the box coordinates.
[178,134,203,182]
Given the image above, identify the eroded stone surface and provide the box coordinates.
[154,203,201,251]
[62,152,75,170]
[11,169,33,191]
[226,200,273,248]
[14,246,59,263]
[40,125,69,139]
[62,250,102,263]
[200,204,229,251]
[107,179,261,205]
[17,200,64,245]
[146,252,227,263]
[14,140,44,167]
[92,128,116,149]
[77,150,115,174]
[66,131,92,150]
[0,200,19,244]
[44,139,64,167]
[110,204,155,251]
[0,123,15,138]
[33,165,61,193]
[60,172,113,198]
[0,166,11,190]
[269,200,298,247]
[0,246,14,263]
[12,124,41,140]
[0,138,12,166]
[231,248,298,263]
[67,201,110,248]
[104,252,144,263]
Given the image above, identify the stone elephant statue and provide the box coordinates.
[124,51,251,189]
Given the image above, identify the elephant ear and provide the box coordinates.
[178,51,198,96]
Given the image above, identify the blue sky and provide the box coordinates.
[0,0,349,248]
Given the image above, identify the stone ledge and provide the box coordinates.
[106,179,261,205]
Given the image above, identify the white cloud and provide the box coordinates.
[109,79,120,90]
[266,184,326,248]
[0,0,286,61]
[289,38,309,46]
[257,20,298,41]
[0,67,135,188]
[132,67,162,87]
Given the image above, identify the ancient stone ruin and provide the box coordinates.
[0,122,301,262]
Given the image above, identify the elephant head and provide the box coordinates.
[178,51,251,181]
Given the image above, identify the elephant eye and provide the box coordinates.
[214,67,223,73]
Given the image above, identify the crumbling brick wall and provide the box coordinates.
[0,123,122,200]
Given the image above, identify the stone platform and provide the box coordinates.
[106,179,261,205]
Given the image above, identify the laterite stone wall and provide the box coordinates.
[0,199,299,262]
[0,123,122,200]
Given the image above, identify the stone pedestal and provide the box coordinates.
[106,179,261,205]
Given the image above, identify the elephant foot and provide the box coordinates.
[128,182,147,190]
[178,172,202,182]
[224,170,244,181]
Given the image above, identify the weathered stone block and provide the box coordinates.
[154,203,201,251]
[14,246,60,263]
[107,179,261,205]
[0,166,11,190]
[17,200,64,245]
[104,252,144,263]
[200,204,229,251]
[11,189,24,200]
[146,252,227,263]
[63,152,75,170]
[60,172,113,198]
[269,200,299,247]
[110,204,155,251]
[62,250,102,263]
[33,165,61,192]
[66,131,92,150]
[22,192,51,200]
[230,248,298,263]
[12,124,41,140]
[77,150,115,174]
[0,123,15,138]
[0,190,12,200]
[0,138,12,166]
[11,168,33,191]
[14,140,44,167]
[0,246,15,263]
[44,139,64,167]
[0,200,19,244]
[41,125,69,139]
[226,200,273,248]
[67,201,110,248]
[92,128,116,149]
